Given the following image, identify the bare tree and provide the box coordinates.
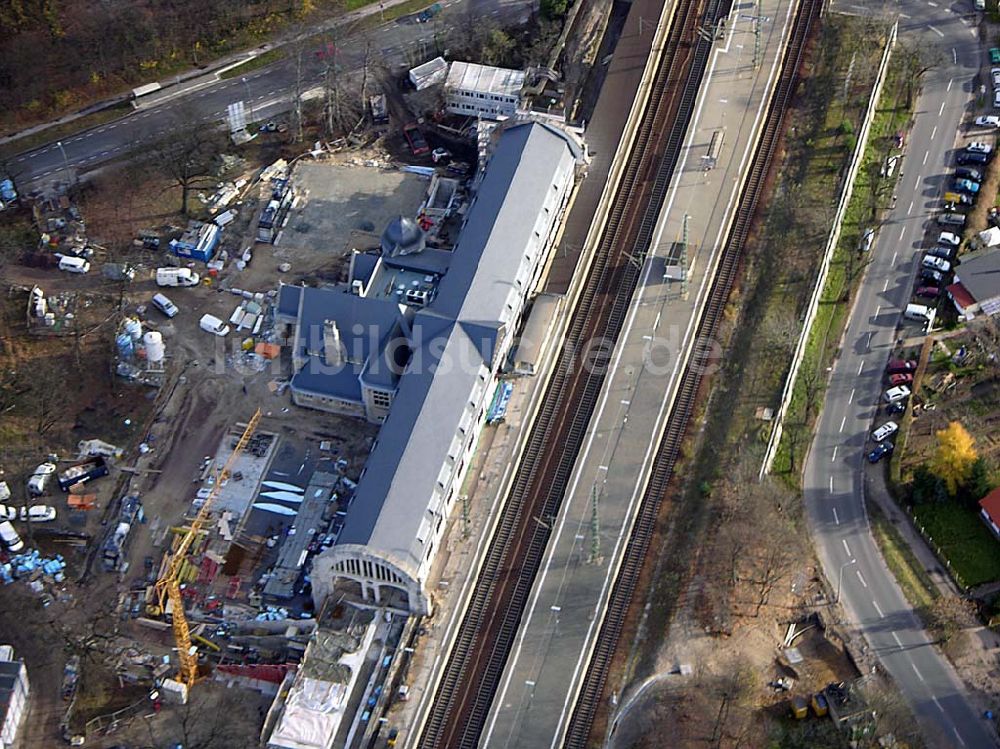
[150,107,224,216]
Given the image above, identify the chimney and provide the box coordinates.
[324,320,345,367]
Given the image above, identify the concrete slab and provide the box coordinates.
[481,0,801,746]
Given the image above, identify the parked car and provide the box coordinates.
[938,231,962,247]
[151,293,179,318]
[915,285,942,299]
[956,150,989,165]
[884,385,911,403]
[867,442,895,463]
[966,141,993,154]
[888,373,913,386]
[921,267,945,284]
[156,268,200,287]
[402,123,430,156]
[0,505,16,521]
[199,314,230,337]
[922,255,952,273]
[58,256,90,274]
[28,462,56,495]
[953,178,980,195]
[974,115,1000,127]
[0,521,23,553]
[926,246,955,260]
[991,68,1000,88]
[887,359,917,374]
[936,212,966,227]
[954,168,981,182]
[20,505,56,523]
[886,400,907,415]
[416,2,442,22]
[871,421,899,442]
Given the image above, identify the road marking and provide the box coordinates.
[953,48,958,64]
[912,663,925,681]
[927,1,937,6]
[856,569,868,587]
[922,150,929,165]
[900,12,910,17]
[933,695,945,712]
[931,125,938,140]
[906,200,913,215]
[620,399,630,405]
[839,416,847,432]
[857,360,864,375]
[866,331,872,350]
[892,632,903,646]
[831,446,838,462]
[953,726,967,746]
[719,98,729,103]
[875,304,881,318]
[872,600,885,618]
[938,100,945,116]
[848,388,855,404]
[833,507,840,525]
[897,226,905,241]
[842,539,851,555]
[892,250,898,264]
[947,78,953,92]
[928,24,944,37]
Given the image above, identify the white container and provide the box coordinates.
[143,331,165,363]
[123,318,143,341]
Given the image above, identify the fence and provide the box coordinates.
[759,20,898,478]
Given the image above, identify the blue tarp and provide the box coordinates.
[486,381,514,423]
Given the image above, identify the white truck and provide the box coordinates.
[156,267,200,287]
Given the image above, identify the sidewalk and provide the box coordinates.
[0,0,428,148]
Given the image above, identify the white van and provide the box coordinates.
[871,421,899,442]
[151,293,179,318]
[0,521,24,552]
[884,385,911,403]
[904,303,932,321]
[156,267,201,287]
[199,314,230,337]
[28,462,56,495]
[58,256,90,274]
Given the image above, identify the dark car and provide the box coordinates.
[887,358,917,374]
[936,212,966,227]
[867,442,895,463]
[886,400,907,415]
[889,373,913,386]
[915,285,942,299]
[956,150,990,166]
[926,246,955,260]
[921,267,945,284]
[955,167,983,181]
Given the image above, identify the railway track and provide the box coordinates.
[563,0,821,744]
[415,0,732,745]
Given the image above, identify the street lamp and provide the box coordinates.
[242,77,255,125]
[836,558,857,604]
[56,140,70,180]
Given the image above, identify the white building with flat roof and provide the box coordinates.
[0,646,28,749]
[445,61,525,119]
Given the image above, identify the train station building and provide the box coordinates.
[279,121,584,615]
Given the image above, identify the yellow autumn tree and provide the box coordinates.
[930,421,978,496]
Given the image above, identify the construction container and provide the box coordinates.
[810,693,829,717]
[789,696,809,719]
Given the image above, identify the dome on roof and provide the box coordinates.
[381,215,425,256]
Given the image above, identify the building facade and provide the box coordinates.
[0,646,29,749]
[307,122,583,616]
[444,61,525,120]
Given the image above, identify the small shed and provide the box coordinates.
[409,57,448,91]
[977,226,1000,249]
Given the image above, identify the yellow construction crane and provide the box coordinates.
[154,408,261,687]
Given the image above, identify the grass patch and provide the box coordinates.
[773,30,914,478]
[0,102,133,162]
[869,503,938,611]
[912,502,1000,588]
[219,49,287,80]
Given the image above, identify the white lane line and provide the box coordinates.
[912,663,925,681]
[900,11,910,17]
[933,695,945,712]
[875,304,881,318]
[873,600,885,618]
[922,150,929,165]
[929,24,944,37]
[898,225,905,241]
[842,539,851,555]
[931,125,938,140]
[953,48,958,64]
[848,388,855,404]
[857,360,864,375]
[938,101,945,116]
[839,416,847,432]
[833,507,840,525]
[856,569,868,587]
[947,78,953,92]
[883,278,889,292]
[953,726,967,746]
[831,446,838,462]
[927,1,938,5]
[907,200,913,215]
[892,250,898,264]
[829,476,834,492]
[892,632,903,646]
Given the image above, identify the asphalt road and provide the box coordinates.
[804,2,996,746]
[7,0,532,188]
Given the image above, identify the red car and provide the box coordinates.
[886,359,917,375]
[915,286,941,299]
[403,123,430,156]
[888,373,913,386]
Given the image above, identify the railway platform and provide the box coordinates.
[480,0,801,746]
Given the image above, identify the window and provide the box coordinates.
[372,390,392,409]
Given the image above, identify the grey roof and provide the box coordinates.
[335,122,580,578]
[290,287,407,399]
[381,215,425,256]
[383,247,453,276]
[955,249,1000,303]
[275,283,302,322]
